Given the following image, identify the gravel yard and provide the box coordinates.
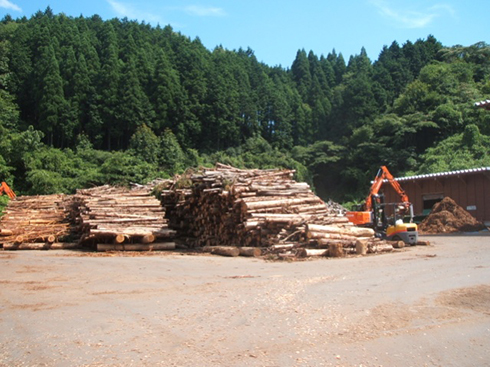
[1,234,489,367]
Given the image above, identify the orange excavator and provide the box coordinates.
[346,166,418,245]
[0,181,16,199]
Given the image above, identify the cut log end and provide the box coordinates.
[328,243,344,257]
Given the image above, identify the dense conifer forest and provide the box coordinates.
[1,8,490,205]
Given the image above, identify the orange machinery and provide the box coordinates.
[346,166,418,245]
[0,181,16,199]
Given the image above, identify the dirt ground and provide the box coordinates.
[1,234,489,367]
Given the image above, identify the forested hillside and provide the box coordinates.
[1,8,490,203]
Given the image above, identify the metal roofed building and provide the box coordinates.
[475,100,490,110]
[381,167,490,226]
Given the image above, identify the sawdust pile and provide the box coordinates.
[418,197,487,234]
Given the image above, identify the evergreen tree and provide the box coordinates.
[97,22,120,150]
[36,44,68,146]
[291,49,311,101]
[116,56,155,148]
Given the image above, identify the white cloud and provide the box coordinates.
[0,0,21,12]
[106,0,163,23]
[370,0,456,29]
[184,5,226,17]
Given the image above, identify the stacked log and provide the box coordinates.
[0,195,80,250]
[74,185,176,251]
[159,163,391,257]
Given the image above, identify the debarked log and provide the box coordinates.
[306,231,359,241]
[269,243,296,252]
[3,242,81,250]
[306,223,375,238]
[368,243,394,253]
[239,247,262,257]
[242,197,322,211]
[89,228,176,238]
[96,242,176,252]
[0,229,14,236]
[203,246,240,257]
[296,248,328,257]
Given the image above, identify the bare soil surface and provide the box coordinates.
[1,234,490,367]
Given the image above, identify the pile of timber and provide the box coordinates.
[0,194,80,250]
[75,185,176,252]
[159,163,394,257]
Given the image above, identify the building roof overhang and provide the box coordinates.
[384,167,490,183]
[475,100,490,110]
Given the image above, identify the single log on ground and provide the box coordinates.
[269,243,295,252]
[208,246,240,257]
[3,243,48,250]
[239,247,262,257]
[392,240,405,249]
[368,243,394,253]
[97,242,176,252]
[416,240,431,246]
[296,248,328,257]
[50,242,82,249]
[278,252,296,259]
[5,242,81,250]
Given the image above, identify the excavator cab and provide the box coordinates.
[346,166,418,245]
[0,181,16,199]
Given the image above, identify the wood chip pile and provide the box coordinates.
[0,194,80,250]
[74,185,176,251]
[159,163,393,257]
[418,196,487,234]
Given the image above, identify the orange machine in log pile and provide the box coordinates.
[0,181,16,199]
[346,166,418,245]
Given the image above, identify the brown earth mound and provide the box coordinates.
[418,197,487,234]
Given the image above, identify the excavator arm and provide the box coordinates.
[364,166,409,211]
[0,182,16,199]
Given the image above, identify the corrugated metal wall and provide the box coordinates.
[381,172,490,225]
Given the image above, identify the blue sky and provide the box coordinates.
[0,0,486,67]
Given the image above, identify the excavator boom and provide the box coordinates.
[364,166,409,211]
[0,181,16,199]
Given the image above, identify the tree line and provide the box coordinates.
[1,7,489,203]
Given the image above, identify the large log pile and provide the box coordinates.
[75,185,176,251]
[1,165,399,257]
[159,163,392,257]
[0,194,79,250]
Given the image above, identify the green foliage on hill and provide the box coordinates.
[0,8,489,202]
